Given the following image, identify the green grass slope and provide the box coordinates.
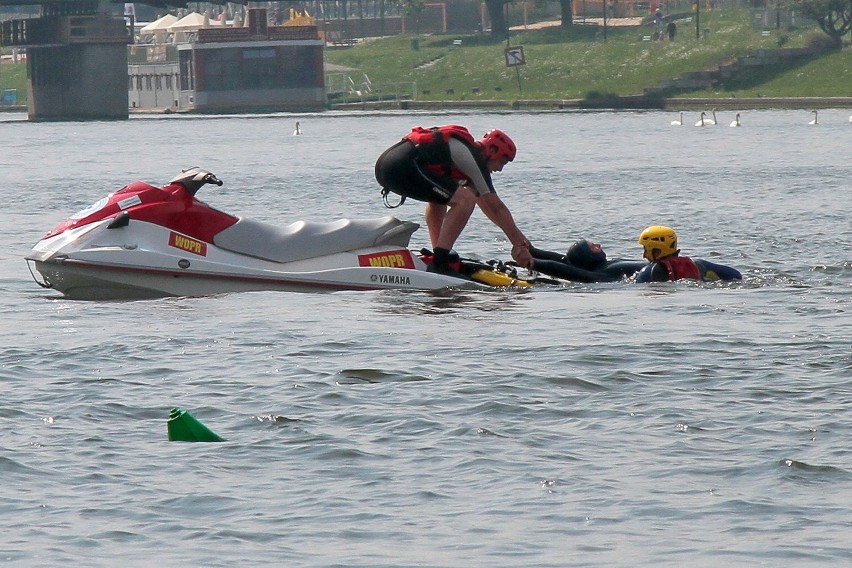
[0,60,26,105]
[326,8,852,101]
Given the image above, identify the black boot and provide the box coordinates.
[427,247,469,280]
[428,247,450,272]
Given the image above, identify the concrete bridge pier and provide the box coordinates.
[28,42,128,121]
[1,11,130,121]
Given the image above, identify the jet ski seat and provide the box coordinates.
[213,216,420,264]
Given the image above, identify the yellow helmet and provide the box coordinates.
[638,225,678,261]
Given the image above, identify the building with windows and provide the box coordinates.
[129,9,325,113]
[129,44,180,109]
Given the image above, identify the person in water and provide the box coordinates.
[375,125,533,275]
[635,225,742,283]
[528,239,647,283]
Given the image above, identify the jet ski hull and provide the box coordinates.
[29,258,471,300]
[26,220,480,299]
[26,168,523,300]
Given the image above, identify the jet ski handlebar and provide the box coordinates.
[167,167,224,196]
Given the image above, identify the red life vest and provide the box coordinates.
[403,125,480,181]
[659,255,702,281]
[405,124,477,147]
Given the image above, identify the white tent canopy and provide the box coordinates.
[168,12,211,32]
[140,14,178,33]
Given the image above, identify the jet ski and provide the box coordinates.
[26,167,532,300]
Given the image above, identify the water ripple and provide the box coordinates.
[3,110,851,566]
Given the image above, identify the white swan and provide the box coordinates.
[293,121,302,136]
[849,115,852,123]
[730,113,741,127]
[670,111,683,126]
[808,110,818,125]
[705,108,718,125]
[695,111,707,127]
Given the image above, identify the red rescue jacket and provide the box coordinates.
[659,255,702,281]
[403,125,481,181]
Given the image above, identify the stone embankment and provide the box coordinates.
[331,96,852,111]
[643,47,818,98]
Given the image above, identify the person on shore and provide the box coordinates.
[666,20,677,41]
[636,225,742,282]
[527,239,647,283]
[375,125,533,276]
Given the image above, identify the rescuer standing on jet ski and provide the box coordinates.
[375,125,534,276]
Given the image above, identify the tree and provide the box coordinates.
[484,0,509,39]
[560,0,574,27]
[788,0,851,46]
[401,0,426,33]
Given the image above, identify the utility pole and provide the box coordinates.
[694,0,700,39]
[505,1,510,46]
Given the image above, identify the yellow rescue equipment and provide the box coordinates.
[469,268,533,288]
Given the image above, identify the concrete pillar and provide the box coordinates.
[27,43,128,121]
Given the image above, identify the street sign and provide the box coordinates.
[504,46,525,67]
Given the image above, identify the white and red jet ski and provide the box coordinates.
[26,167,531,300]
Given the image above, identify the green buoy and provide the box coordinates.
[167,407,225,442]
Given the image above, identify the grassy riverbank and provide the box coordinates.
[2,8,850,109]
[0,60,25,106]
[325,8,852,103]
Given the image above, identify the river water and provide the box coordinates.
[1,109,850,566]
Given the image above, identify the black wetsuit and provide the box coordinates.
[529,243,647,283]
